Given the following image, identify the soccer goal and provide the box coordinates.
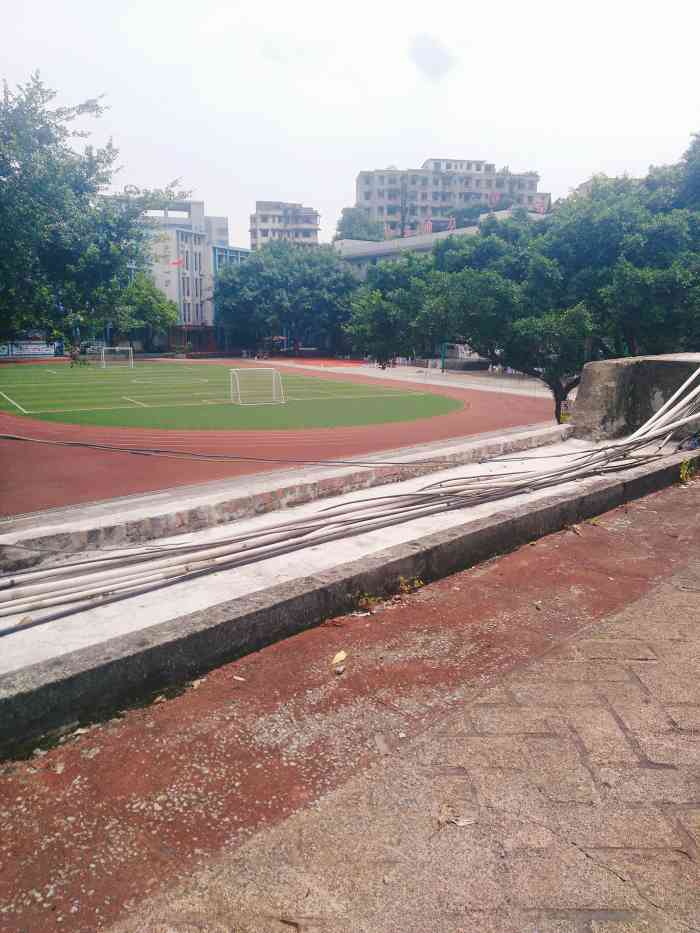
[100,347,134,368]
[230,368,286,405]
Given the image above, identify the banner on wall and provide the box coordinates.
[0,341,58,357]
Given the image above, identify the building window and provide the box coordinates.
[378,176,385,184]
[377,206,384,216]
[420,192,427,201]
[421,177,428,186]
[466,162,472,170]
[364,191,371,200]
[475,179,482,188]
[433,161,441,170]
[261,229,269,237]
[475,164,482,171]
[446,162,452,170]
[364,175,372,185]
[184,252,189,270]
[485,180,492,189]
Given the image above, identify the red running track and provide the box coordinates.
[0,362,552,516]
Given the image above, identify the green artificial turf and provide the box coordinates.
[0,362,461,431]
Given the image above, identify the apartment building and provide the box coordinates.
[356,158,551,237]
[249,201,320,250]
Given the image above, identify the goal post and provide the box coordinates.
[100,347,134,368]
[230,368,286,405]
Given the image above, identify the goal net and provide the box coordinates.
[229,367,287,405]
[100,347,134,368]
[230,368,286,405]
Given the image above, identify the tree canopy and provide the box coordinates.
[334,206,384,242]
[214,242,358,353]
[0,72,184,342]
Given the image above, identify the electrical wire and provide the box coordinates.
[1,366,699,637]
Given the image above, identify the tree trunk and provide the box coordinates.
[554,395,563,424]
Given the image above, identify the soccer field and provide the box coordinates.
[0,362,461,430]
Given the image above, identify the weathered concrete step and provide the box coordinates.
[0,423,566,571]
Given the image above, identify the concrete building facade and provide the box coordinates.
[145,200,248,352]
[356,158,551,237]
[249,201,320,250]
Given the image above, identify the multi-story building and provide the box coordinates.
[249,201,320,250]
[355,158,551,238]
[146,200,248,352]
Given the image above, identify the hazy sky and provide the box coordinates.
[3,0,699,245]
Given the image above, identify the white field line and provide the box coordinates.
[23,392,430,414]
[122,396,149,407]
[25,400,232,414]
[0,390,28,414]
[46,369,59,374]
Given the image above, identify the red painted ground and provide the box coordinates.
[0,483,696,931]
[0,361,551,516]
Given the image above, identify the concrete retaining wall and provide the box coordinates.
[1,444,698,755]
[574,353,700,440]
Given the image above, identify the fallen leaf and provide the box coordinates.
[332,650,347,666]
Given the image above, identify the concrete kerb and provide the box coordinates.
[1,444,698,755]
[0,423,566,572]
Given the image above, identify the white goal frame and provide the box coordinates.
[230,368,286,406]
[100,346,134,368]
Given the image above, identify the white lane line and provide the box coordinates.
[123,396,148,407]
[0,391,28,414]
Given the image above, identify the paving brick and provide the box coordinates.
[629,663,700,704]
[592,849,700,927]
[637,735,700,768]
[565,707,640,764]
[590,919,667,933]
[471,707,560,736]
[676,808,700,847]
[552,804,682,848]
[667,706,700,731]
[577,640,658,661]
[606,701,676,735]
[507,845,641,910]
[597,766,700,805]
[516,661,631,683]
[511,682,600,706]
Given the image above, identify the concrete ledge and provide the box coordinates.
[1,444,698,754]
[0,423,566,572]
[574,353,700,440]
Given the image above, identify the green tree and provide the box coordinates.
[334,207,384,241]
[109,273,178,348]
[506,305,594,423]
[344,290,406,364]
[215,242,357,353]
[0,72,186,342]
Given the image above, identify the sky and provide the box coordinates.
[3,0,700,246]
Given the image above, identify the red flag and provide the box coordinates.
[447,216,456,231]
[423,219,433,234]
[169,257,184,267]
